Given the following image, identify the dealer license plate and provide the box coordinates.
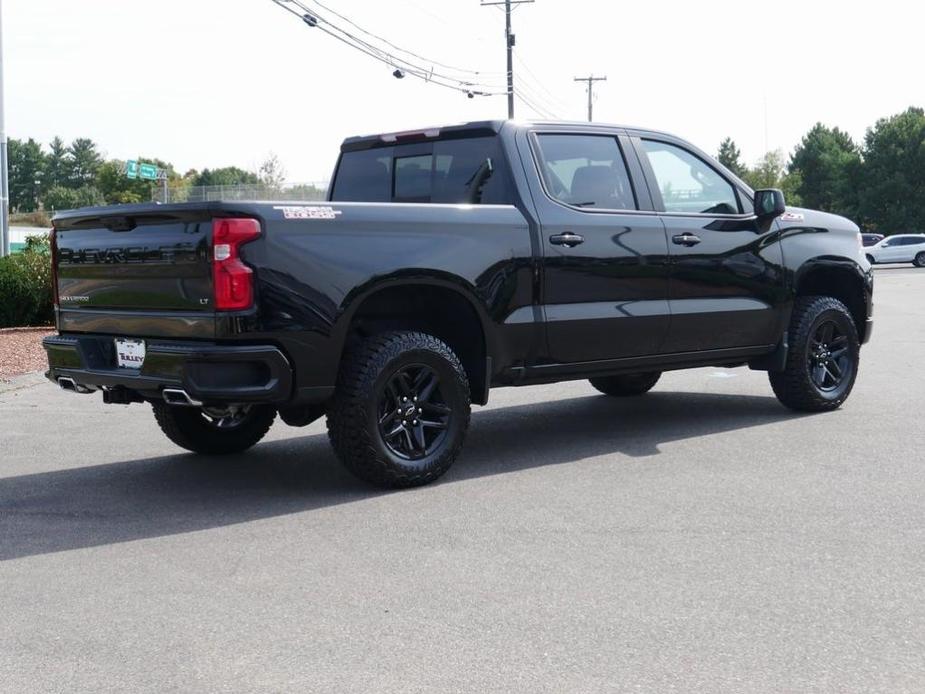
[114,338,146,369]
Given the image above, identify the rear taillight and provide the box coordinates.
[50,227,59,307]
[212,218,260,311]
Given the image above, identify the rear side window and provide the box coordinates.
[330,150,392,202]
[534,134,637,210]
[331,136,512,205]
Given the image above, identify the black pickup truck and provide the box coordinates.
[45,120,873,487]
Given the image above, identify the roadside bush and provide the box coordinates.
[0,235,54,327]
[43,185,104,212]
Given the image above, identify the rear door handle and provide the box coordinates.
[549,232,585,247]
[672,233,702,247]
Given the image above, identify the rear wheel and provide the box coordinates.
[769,296,860,412]
[589,371,661,397]
[152,402,276,454]
[327,331,471,488]
[914,252,925,268]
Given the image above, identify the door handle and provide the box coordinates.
[672,233,702,247]
[549,232,585,247]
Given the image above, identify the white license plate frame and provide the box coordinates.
[114,338,146,369]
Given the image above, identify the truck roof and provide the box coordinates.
[339,119,685,152]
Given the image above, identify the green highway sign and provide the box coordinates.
[139,163,158,181]
[126,160,139,179]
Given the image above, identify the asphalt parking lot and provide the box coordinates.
[1,266,923,693]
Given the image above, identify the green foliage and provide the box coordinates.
[858,107,925,233]
[788,123,861,218]
[717,137,748,178]
[8,138,47,212]
[742,150,803,206]
[42,186,79,211]
[43,185,104,211]
[0,234,53,327]
[258,153,286,193]
[96,160,155,204]
[192,166,258,187]
[44,136,71,190]
[67,137,103,187]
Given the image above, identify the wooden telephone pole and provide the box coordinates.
[573,75,607,122]
[481,0,535,118]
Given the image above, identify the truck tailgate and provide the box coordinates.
[54,208,218,338]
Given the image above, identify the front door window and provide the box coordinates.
[642,140,740,215]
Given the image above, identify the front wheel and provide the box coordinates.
[769,296,860,412]
[327,331,471,488]
[914,252,925,268]
[589,371,661,397]
[152,402,276,454]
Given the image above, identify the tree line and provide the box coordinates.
[7,136,296,219]
[9,105,924,234]
[717,106,925,234]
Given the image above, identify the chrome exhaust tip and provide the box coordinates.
[162,388,203,407]
[57,377,95,394]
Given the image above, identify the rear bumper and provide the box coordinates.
[43,334,293,404]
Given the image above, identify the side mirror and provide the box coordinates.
[754,188,786,220]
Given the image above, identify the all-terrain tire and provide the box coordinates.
[768,296,860,412]
[589,371,661,397]
[152,402,276,454]
[914,252,925,268]
[327,331,471,488]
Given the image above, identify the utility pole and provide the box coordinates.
[481,0,534,119]
[0,0,9,257]
[573,75,607,122]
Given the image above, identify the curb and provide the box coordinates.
[0,327,54,334]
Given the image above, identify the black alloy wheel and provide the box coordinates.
[377,364,453,460]
[806,320,853,392]
[768,295,860,412]
[327,331,471,488]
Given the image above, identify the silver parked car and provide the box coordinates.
[865,234,925,267]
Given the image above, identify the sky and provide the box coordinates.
[6,0,922,184]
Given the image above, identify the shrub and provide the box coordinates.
[0,235,54,327]
[43,185,104,212]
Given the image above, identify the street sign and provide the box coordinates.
[139,163,158,181]
[126,160,139,179]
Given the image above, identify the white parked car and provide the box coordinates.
[865,234,925,267]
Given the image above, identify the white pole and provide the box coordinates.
[0,0,9,257]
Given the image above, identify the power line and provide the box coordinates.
[480,0,535,119]
[515,91,557,120]
[305,0,505,78]
[513,53,571,114]
[270,0,506,97]
[574,75,607,122]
